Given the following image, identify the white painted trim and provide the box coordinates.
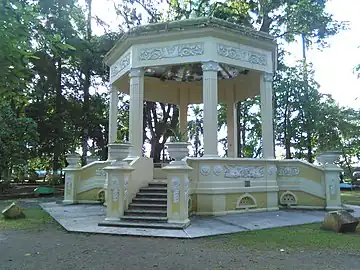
[193,186,279,194]
[278,177,325,199]
[279,205,324,210]
[77,179,105,194]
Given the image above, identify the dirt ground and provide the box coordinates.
[1,198,360,270]
[0,225,359,270]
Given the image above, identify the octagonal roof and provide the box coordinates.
[104,17,277,105]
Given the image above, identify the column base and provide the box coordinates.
[325,206,344,211]
[168,218,191,227]
[62,200,76,205]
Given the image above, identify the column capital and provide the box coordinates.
[202,61,220,72]
[263,72,274,83]
[109,84,118,93]
[129,68,144,78]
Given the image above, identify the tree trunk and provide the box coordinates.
[53,57,62,173]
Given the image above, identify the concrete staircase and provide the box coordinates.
[99,180,187,230]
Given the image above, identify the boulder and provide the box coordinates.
[1,202,25,219]
[321,210,359,233]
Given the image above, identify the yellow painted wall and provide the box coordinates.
[77,188,101,201]
[225,192,267,211]
[279,190,325,207]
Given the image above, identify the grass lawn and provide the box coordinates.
[0,201,56,231]
[341,190,360,206]
[211,223,360,252]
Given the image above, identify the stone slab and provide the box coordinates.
[40,202,360,239]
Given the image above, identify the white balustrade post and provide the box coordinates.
[202,61,219,157]
[63,153,81,204]
[163,162,192,226]
[102,161,134,222]
[260,72,275,159]
[127,68,144,159]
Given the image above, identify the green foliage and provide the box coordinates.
[169,125,188,142]
[0,103,38,179]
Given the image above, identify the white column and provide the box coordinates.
[108,85,119,144]
[179,89,189,135]
[226,88,238,158]
[128,68,144,158]
[260,72,275,159]
[202,61,219,157]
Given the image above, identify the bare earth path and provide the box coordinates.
[1,198,359,270]
[1,227,359,270]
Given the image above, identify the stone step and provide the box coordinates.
[124,209,167,217]
[132,197,167,204]
[136,192,167,198]
[148,181,167,188]
[98,220,187,230]
[129,203,167,210]
[139,187,167,193]
[120,215,168,223]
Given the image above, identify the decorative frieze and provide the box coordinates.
[139,42,204,61]
[213,165,223,176]
[217,44,267,66]
[224,165,265,178]
[277,167,300,177]
[267,165,277,176]
[95,168,106,176]
[200,165,211,176]
[110,53,130,80]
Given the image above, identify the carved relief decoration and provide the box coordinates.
[95,168,106,177]
[217,44,267,66]
[200,165,211,176]
[124,175,129,201]
[213,165,223,176]
[139,42,204,61]
[111,178,120,202]
[236,193,257,209]
[110,53,130,80]
[224,165,265,178]
[277,167,300,177]
[280,191,298,206]
[267,165,277,176]
[172,177,180,203]
[65,174,73,196]
[184,177,189,202]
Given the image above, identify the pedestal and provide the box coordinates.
[163,161,193,226]
[103,161,134,221]
[63,168,79,204]
[324,164,343,210]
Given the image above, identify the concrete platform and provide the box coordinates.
[40,202,360,239]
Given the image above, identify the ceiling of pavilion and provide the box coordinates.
[143,63,249,82]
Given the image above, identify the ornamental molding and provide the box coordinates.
[263,72,273,82]
[213,165,223,176]
[65,174,73,196]
[202,61,220,72]
[95,168,106,177]
[277,166,300,177]
[267,165,277,176]
[124,175,129,201]
[110,53,130,80]
[217,44,267,66]
[236,193,257,209]
[280,191,298,206]
[172,177,180,203]
[129,68,143,78]
[139,42,204,61]
[111,177,120,202]
[200,165,211,176]
[224,165,265,178]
